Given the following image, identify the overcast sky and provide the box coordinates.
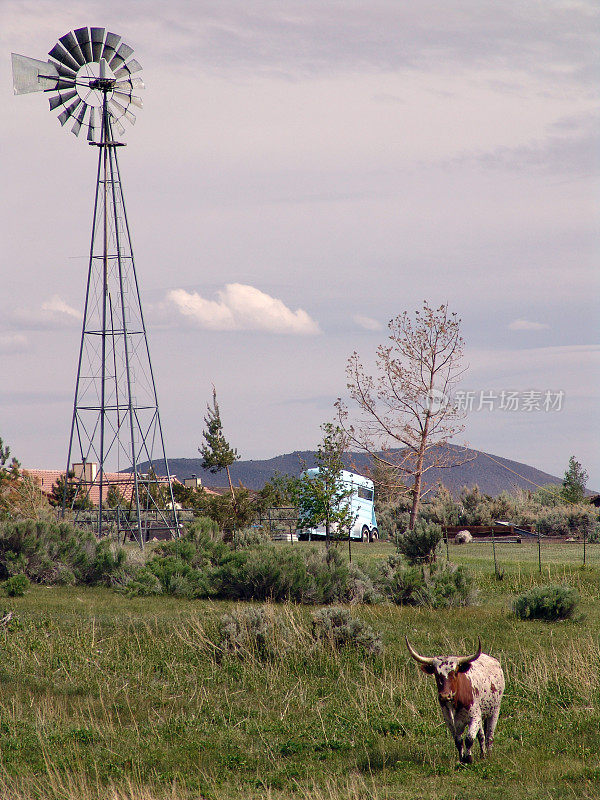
[1,1,599,487]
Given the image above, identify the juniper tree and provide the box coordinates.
[199,386,240,501]
[562,456,588,504]
[0,436,51,520]
[49,471,93,511]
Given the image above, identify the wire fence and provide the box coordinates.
[441,525,598,572]
[255,506,299,542]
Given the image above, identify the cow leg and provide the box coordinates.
[441,705,464,761]
[460,716,482,764]
[452,715,469,764]
[477,728,486,757]
[454,735,465,762]
[484,707,501,753]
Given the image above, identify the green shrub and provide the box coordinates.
[428,562,475,608]
[347,563,381,604]
[311,607,382,655]
[375,504,410,540]
[124,569,162,597]
[125,526,377,605]
[588,523,600,544]
[231,527,271,549]
[4,574,30,597]
[535,508,597,538]
[376,554,474,608]
[458,486,494,526]
[377,554,429,605]
[513,585,579,621]
[396,521,442,564]
[302,546,351,604]
[0,519,126,586]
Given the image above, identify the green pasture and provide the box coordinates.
[0,540,598,799]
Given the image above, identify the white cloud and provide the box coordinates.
[354,314,383,331]
[7,295,83,330]
[508,319,550,331]
[0,333,27,353]
[41,295,83,321]
[167,284,320,335]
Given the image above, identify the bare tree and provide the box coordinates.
[336,302,468,529]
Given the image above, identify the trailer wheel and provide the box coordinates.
[361,525,369,542]
[371,528,378,541]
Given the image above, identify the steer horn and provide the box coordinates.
[455,637,482,668]
[405,637,435,666]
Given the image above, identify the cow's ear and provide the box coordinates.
[457,662,472,673]
[421,663,435,675]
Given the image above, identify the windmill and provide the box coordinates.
[12,28,179,545]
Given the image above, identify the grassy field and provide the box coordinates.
[0,540,598,799]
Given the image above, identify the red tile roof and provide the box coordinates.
[22,468,177,508]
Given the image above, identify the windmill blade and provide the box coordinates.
[59,31,85,65]
[48,88,77,110]
[49,59,77,79]
[15,29,143,144]
[113,91,143,110]
[57,96,82,126]
[109,112,126,137]
[71,103,89,137]
[114,59,142,80]
[49,78,77,92]
[87,107,97,142]
[12,53,59,94]
[74,27,93,63]
[90,28,105,61]
[109,99,136,126]
[101,32,121,64]
[115,76,145,91]
[48,42,80,73]
[109,42,134,71]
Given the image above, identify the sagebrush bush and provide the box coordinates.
[376,554,474,607]
[311,607,382,655]
[0,519,126,586]
[218,606,286,660]
[513,584,579,621]
[347,563,380,604]
[396,521,442,564]
[427,562,475,608]
[536,508,596,539]
[231,527,272,549]
[125,525,378,605]
[375,504,410,540]
[386,482,600,538]
[377,554,429,605]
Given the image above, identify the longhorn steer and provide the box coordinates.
[406,637,504,764]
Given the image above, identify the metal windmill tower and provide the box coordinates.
[12,28,178,545]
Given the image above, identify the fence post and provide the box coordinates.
[537,526,542,573]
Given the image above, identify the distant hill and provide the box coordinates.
[134,444,564,498]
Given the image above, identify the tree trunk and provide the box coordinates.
[225,465,236,501]
[408,411,431,530]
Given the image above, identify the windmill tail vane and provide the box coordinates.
[12,28,178,547]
